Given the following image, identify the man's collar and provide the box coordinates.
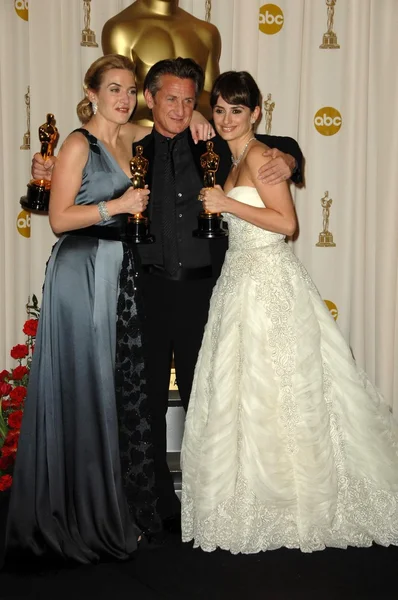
[153,127,189,144]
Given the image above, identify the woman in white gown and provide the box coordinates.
[181,71,398,554]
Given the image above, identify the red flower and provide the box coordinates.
[0,370,10,382]
[0,474,13,491]
[23,319,38,337]
[1,399,22,411]
[3,430,20,447]
[1,446,17,457]
[11,365,29,381]
[10,344,29,360]
[0,382,12,397]
[7,410,23,430]
[0,297,40,493]
[9,386,27,404]
[0,455,14,470]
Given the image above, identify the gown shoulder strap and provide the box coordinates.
[72,128,100,154]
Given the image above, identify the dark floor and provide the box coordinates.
[1,494,397,600]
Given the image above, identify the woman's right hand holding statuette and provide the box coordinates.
[193,141,227,239]
[126,145,154,244]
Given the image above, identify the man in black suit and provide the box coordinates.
[135,58,304,531]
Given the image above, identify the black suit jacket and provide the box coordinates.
[133,130,304,279]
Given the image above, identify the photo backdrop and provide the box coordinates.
[1,0,397,410]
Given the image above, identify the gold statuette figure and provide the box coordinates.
[81,0,98,47]
[20,113,59,212]
[316,191,336,247]
[263,93,275,135]
[200,140,219,188]
[20,86,30,150]
[127,145,154,244]
[101,0,221,125]
[193,141,227,239]
[320,0,340,49]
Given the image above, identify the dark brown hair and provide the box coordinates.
[210,71,261,111]
[143,57,204,100]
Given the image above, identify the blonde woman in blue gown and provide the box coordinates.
[6,54,213,565]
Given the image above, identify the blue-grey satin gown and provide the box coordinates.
[5,130,160,564]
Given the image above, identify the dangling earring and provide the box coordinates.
[92,101,98,115]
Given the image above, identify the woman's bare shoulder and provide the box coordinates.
[121,122,151,144]
[58,130,90,156]
[55,131,90,169]
[246,141,271,166]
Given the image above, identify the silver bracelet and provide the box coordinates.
[98,201,111,222]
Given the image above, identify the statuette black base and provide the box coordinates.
[20,182,50,212]
[193,213,228,239]
[126,217,155,244]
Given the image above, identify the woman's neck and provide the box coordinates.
[87,119,122,148]
[229,132,256,165]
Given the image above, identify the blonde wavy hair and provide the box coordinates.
[76,54,136,124]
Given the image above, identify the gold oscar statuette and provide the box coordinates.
[263,93,275,135]
[101,1,221,126]
[320,0,340,49]
[126,145,154,244]
[316,191,336,247]
[193,140,228,239]
[20,86,30,150]
[20,113,58,212]
[81,0,98,47]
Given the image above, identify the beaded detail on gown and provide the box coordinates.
[181,186,398,554]
[5,130,161,564]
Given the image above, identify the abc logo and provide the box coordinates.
[259,4,284,35]
[17,210,31,238]
[314,107,342,136]
[324,299,338,321]
[14,0,29,21]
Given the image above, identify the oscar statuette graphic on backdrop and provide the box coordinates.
[80,0,98,47]
[320,0,340,49]
[20,86,30,150]
[316,191,336,247]
[263,94,275,135]
[20,114,58,212]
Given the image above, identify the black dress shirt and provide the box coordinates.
[137,128,211,271]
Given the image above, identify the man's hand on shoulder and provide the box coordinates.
[190,110,216,144]
[257,148,296,185]
[32,153,56,182]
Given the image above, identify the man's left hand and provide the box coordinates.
[190,110,216,144]
[258,148,296,185]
